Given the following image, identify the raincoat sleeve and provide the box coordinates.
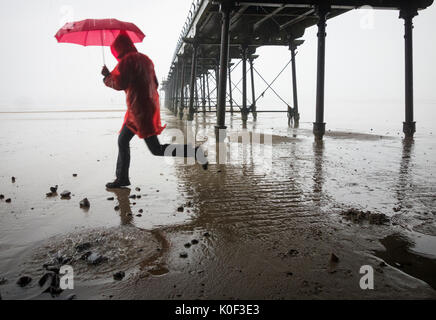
[103,60,131,91]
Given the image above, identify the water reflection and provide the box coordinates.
[312,140,325,201]
[106,187,133,225]
[396,138,414,208]
[374,233,436,290]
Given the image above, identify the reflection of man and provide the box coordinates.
[106,187,133,226]
[102,32,208,189]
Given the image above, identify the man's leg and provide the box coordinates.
[144,135,208,168]
[106,126,135,188]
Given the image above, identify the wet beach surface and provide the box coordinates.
[0,108,435,299]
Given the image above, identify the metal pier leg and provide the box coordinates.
[215,62,220,115]
[173,64,179,115]
[241,45,249,128]
[206,71,211,111]
[400,6,418,138]
[188,44,198,121]
[249,57,257,121]
[215,1,232,139]
[290,44,300,127]
[179,56,185,120]
[228,61,234,115]
[313,5,330,140]
[202,67,207,114]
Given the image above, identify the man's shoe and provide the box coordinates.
[105,179,130,189]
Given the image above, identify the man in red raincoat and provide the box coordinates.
[102,32,207,188]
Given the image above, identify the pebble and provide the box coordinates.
[50,185,58,193]
[107,197,114,201]
[72,174,78,177]
[113,271,125,281]
[79,198,90,208]
[135,187,141,192]
[11,177,16,183]
[87,253,107,265]
[75,242,92,252]
[46,192,56,197]
[60,191,71,199]
[16,276,32,287]
[179,252,188,258]
[129,195,137,199]
[177,206,184,212]
[203,232,210,237]
[136,214,142,217]
[138,209,143,213]
[114,206,120,211]
[184,243,191,248]
[5,198,11,203]
[0,195,4,199]
[330,253,340,263]
[191,239,199,245]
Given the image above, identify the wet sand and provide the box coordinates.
[0,108,435,299]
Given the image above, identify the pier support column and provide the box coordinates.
[188,43,198,121]
[241,45,249,128]
[249,56,257,121]
[289,42,300,126]
[228,61,234,115]
[179,56,185,120]
[201,65,207,114]
[400,6,418,138]
[173,64,179,115]
[313,4,330,140]
[215,0,232,139]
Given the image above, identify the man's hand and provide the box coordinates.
[101,65,110,77]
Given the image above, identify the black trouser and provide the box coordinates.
[116,125,206,180]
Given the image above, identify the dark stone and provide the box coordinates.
[136,195,141,199]
[50,185,58,193]
[203,232,210,237]
[0,195,4,199]
[136,214,142,217]
[184,243,191,248]
[177,206,184,212]
[114,206,120,211]
[138,209,143,213]
[288,249,299,257]
[38,272,54,288]
[191,239,199,245]
[60,191,71,199]
[80,251,92,261]
[330,253,340,263]
[129,195,137,199]
[135,187,141,192]
[16,276,32,287]
[5,198,11,203]
[179,252,188,258]
[72,174,78,177]
[46,192,56,197]
[76,242,92,252]
[11,177,16,183]
[107,197,114,201]
[113,271,125,281]
[79,198,90,208]
[286,272,293,276]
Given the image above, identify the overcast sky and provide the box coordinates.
[0,0,435,117]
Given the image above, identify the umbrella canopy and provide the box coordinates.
[55,18,145,47]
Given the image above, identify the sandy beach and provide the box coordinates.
[0,107,435,300]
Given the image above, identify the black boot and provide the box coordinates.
[105,178,131,189]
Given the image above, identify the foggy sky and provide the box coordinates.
[0,0,435,114]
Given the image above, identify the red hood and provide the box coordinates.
[110,31,138,62]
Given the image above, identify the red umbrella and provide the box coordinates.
[55,18,145,64]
